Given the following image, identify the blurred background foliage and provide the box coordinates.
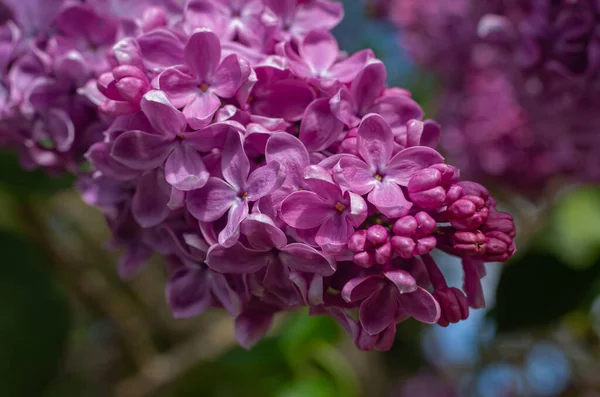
[1,1,599,396]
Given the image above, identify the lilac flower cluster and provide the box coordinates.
[1,0,516,351]
[385,0,600,193]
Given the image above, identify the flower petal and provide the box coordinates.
[299,30,339,75]
[167,266,211,319]
[209,272,242,317]
[352,60,386,115]
[246,161,284,201]
[357,113,394,170]
[398,287,441,324]
[265,133,310,188]
[359,286,398,335]
[212,54,249,97]
[206,242,271,273]
[329,87,360,127]
[328,49,373,82]
[183,91,221,130]
[111,130,174,170]
[218,199,249,247]
[341,275,384,303]
[235,308,274,349]
[383,270,418,294]
[185,28,221,81]
[385,146,445,186]
[241,213,287,251]
[371,94,424,135]
[367,181,413,218]
[221,129,249,191]
[165,144,209,191]
[299,97,344,152]
[132,170,170,228]
[315,214,353,248]
[187,177,236,222]
[334,155,376,195]
[141,90,187,136]
[280,191,332,229]
[138,29,185,72]
[157,66,198,108]
[280,243,336,276]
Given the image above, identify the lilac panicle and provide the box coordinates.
[1,0,517,351]
[386,0,600,194]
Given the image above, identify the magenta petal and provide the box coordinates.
[352,61,386,115]
[279,243,336,276]
[157,66,198,108]
[165,144,209,191]
[300,30,339,75]
[330,87,360,127]
[383,270,418,294]
[370,95,424,133]
[235,308,274,349]
[209,272,242,317]
[265,133,310,188]
[246,161,284,201]
[291,0,344,35]
[328,49,373,82]
[183,91,221,130]
[221,129,250,191]
[185,28,221,81]
[398,287,441,324]
[252,79,315,121]
[385,147,445,186]
[280,191,331,229]
[187,177,236,222]
[141,90,187,136]
[218,199,249,247]
[360,286,398,335]
[44,109,74,152]
[315,214,353,248]
[341,275,383,303]
[241,214,287,251]
[357,113,394,169]
[167,266,211,319]
[111,130,174,170]
[368,181,413,218]
[299,97,344,152]
[206,242,270,273]
[138,29,184,72]
[212,54,249,97]
[347,192,368,227]
[132,170,170,228]
[334,155,376,195]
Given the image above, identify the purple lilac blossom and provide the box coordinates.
[386,0,600,194]
[1,0,517,351]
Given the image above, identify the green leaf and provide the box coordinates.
[167,339,293,397]
[490,249,600,333]
[0,231,71,397]
[278,376,337,397]
[0,150,75,196]
[278,312,341,360]
[547,186,600,269]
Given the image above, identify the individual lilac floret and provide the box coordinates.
[341,269,440,335]
[334,114,444,217]
[187,131,284,247]
[158,28,252,129]
[280,165,367,252]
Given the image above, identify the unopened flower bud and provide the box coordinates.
[434,287,469,327]
[367,225,389,245]
[447,195,489,230]
[452,230,486,255]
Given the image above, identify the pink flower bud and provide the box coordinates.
[391,235,416,259]
[353,251,375,268]
[447,195,489,230]
[452,230,486,255]
[434,287,469,327]
[367,225,389,245]
[375,241,392,264]
[348,230,367,253]
[408,168,447,209]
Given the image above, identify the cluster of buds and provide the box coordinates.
[0,0,516,351]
